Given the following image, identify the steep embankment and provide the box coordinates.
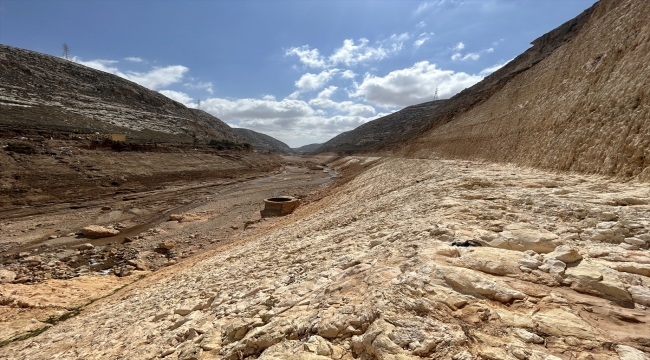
[316,100,447,154]
[0,44,241,143]
[233,128,293,154]
[404,0,650,180]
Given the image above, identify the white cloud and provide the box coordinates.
[124,66,188,89]
[284,46,327,68]
[479,59,512,77]
[184,80,214,94]
[328,39,389,67]
[414,0,465,15]
[262,95,276,101]
[450,44,493,62]
[414,33,433,48]
[124,57,145,63]
[158,90,196,106]
[294,69,340,92]
[416,21,426,28]
[72,57,119,73]
[286,34,408,69]
[351,61,483,107]
[308,86,376,116]
[72,56,188,90]
[451,52,480,61]
[340,70,357,79]
[202,97,315,121]
[196,95,384,146]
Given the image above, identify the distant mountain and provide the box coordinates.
[233,128,293,154]
[292,143,322,154]
[316,100,447,154]
[0,44,243,144]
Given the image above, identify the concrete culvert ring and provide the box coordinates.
[261,197,300,217]
[267,197,293,202]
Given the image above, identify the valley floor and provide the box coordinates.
[2,157,650,359]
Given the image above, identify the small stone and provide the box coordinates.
[49,235,58,239]
[158,240,177,250]
[512,328,544,344]
[127,259,150,271]
[81,225,120,238]
[78,243,94,251]
[22,255,43,266]
[545,245,582,263]
[0,269,16,283]
[615,344,648,360]
[624,237,647,246]
[169,214,184,221]
[619,243,639,250]
[599,212,618,221]
[101,206,112,211]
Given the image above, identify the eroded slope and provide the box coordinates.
[404,0,650,180]
[3,157,649,359]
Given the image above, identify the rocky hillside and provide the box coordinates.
[3,156,650,359]
[190,110,247,144]
[0,44,243,143]
[316,100,447,154]
[293,143,322,154]
[403,0,650,180]
[233,128,293,154]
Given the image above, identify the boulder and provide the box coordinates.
[81,225,119,238]
[435,265,526,303]
[610,262,650,277]
[78,243,94,251]
[22,255,43,266]
[490,224,560,253]
[565,264,633,303]
[614,345,649,360]
[545,245,582,263]
[627,286,650,306]
[158,240,177,250]
[511,328,544,344]
[0,269,16,283]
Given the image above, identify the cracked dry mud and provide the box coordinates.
[2,157,650,359]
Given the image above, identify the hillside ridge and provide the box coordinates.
[0,44,242,143]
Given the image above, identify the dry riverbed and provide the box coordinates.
[0,154,336,344]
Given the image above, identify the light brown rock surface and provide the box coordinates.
[2,157,649,359]
[81,225,120,238]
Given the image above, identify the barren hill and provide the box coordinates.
[0,44,243,143]
[233,128,293,154]
[316,100,447,154]
[293,143,323,154]
[402,0,650,180]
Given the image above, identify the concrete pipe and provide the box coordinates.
[260,196,300,217]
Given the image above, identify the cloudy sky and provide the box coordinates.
[1,0,597,147]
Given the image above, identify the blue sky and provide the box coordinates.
[1,0,597,147]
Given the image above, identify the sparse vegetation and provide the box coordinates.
[208,139,251,151]
[5,142,36,154]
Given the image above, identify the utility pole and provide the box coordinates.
[197,98,201,110]
[62,43,70,60]
[433,87,439,101]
